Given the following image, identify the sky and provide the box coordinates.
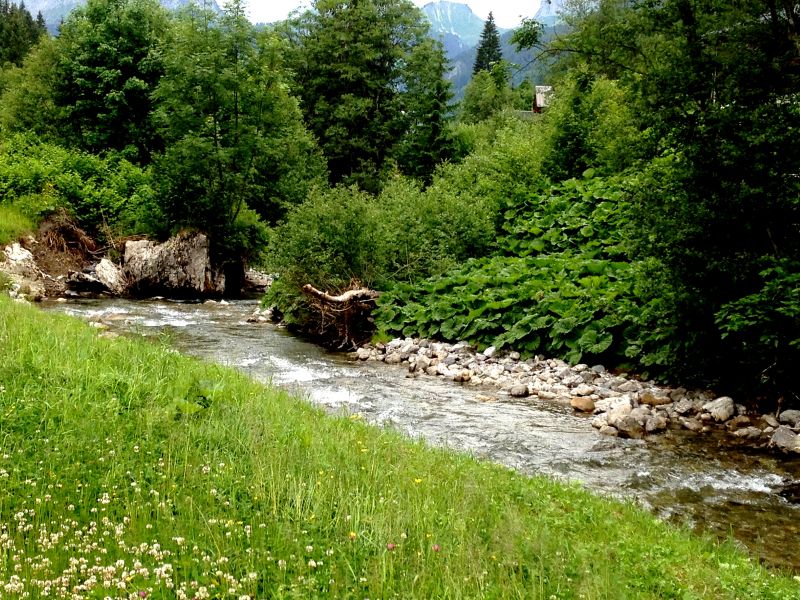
[222,1,540,29]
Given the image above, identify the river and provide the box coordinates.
[45,297,800,571]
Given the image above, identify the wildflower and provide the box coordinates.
[277,560,287,570]
[414,478,422,484]
[432,544,441,552]
[305,545,313,553]
[348,531,357,541]
[308,559,317,568]
[386,543,396,551]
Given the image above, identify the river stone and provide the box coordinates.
[680,417,704,432]
[573,383,595,396]
[702,396,735,422]
[425,365,438,377]
[435,362,452,377]
[385,352,402,365]
[536,390,557,400]
[645,414,668,433]
[561,374,583,387]
[769,426,800,453]
[725,415,752,431]
[639,391,672,407]
[615,380,642,393]
[779,410,800,427]
[482,346,497,358]
[570,396,595,413]
[453,370,472,383]
[591,414,608,429]
[606,403,633,428]
[669,387,687,402]
[732,426,763,440]
[616,416,645,439]
[674,398,696,415]
[510,384,530,398]
[356,347,372,361]
[415,355,431,371]
[599,425,619,437]
[761,414,780,428]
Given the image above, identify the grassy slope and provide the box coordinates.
[0,295,798,599]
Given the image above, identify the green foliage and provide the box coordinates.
[472,11,502,75]
[500,175,630,260]
[715,260,800,405]
[266,176,495,331]
[377,254,638,363]
[375,174,640,363]
[0,37,62,141]
[265,186,384,327]
[458,67,513,124]
[540,71,641,180]
[0,134,156,238]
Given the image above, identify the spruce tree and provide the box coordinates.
[472,12,502,75]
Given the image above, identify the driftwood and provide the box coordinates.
[301,283,381,349]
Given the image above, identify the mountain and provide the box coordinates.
[534,0,566,26]
[25,0,221,34]
[421,2,500,58]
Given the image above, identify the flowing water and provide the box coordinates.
[45,298,800,571]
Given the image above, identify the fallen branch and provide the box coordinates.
[301,284,380,304]
[301,283,381,349]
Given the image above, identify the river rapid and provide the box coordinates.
[45,298,800,571]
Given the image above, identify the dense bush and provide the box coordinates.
[265,177,495,332]
[0,135,156,239]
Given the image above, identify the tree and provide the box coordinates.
[152,0,324,263]
[472,12,502,75]
[395,38,455,182]
[52,0,169,161]
[0,37,62,140]
[290,0,434,192]
[0,1,47,67]
[459,63,511,123]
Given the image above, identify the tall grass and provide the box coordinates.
[0,204,34,245]
[0,294,798,598]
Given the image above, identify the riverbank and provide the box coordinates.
[3,294,800,597]
[351,337,800,453]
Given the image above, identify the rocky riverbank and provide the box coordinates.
[348,337,800,453]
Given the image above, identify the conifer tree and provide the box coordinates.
[472,11,502,75]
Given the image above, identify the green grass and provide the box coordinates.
[0,204,34,246]
[1,295,798,599]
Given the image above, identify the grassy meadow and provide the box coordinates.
[0,294,799,599]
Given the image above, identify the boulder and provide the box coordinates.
[95,258,127,295]
[124,232,226,297]
[769,426,800,453]
[702,396,735,422]
[356,347,372,361]
[570,396,596,413]
[1,243,48,300]
[778,410,800,427]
